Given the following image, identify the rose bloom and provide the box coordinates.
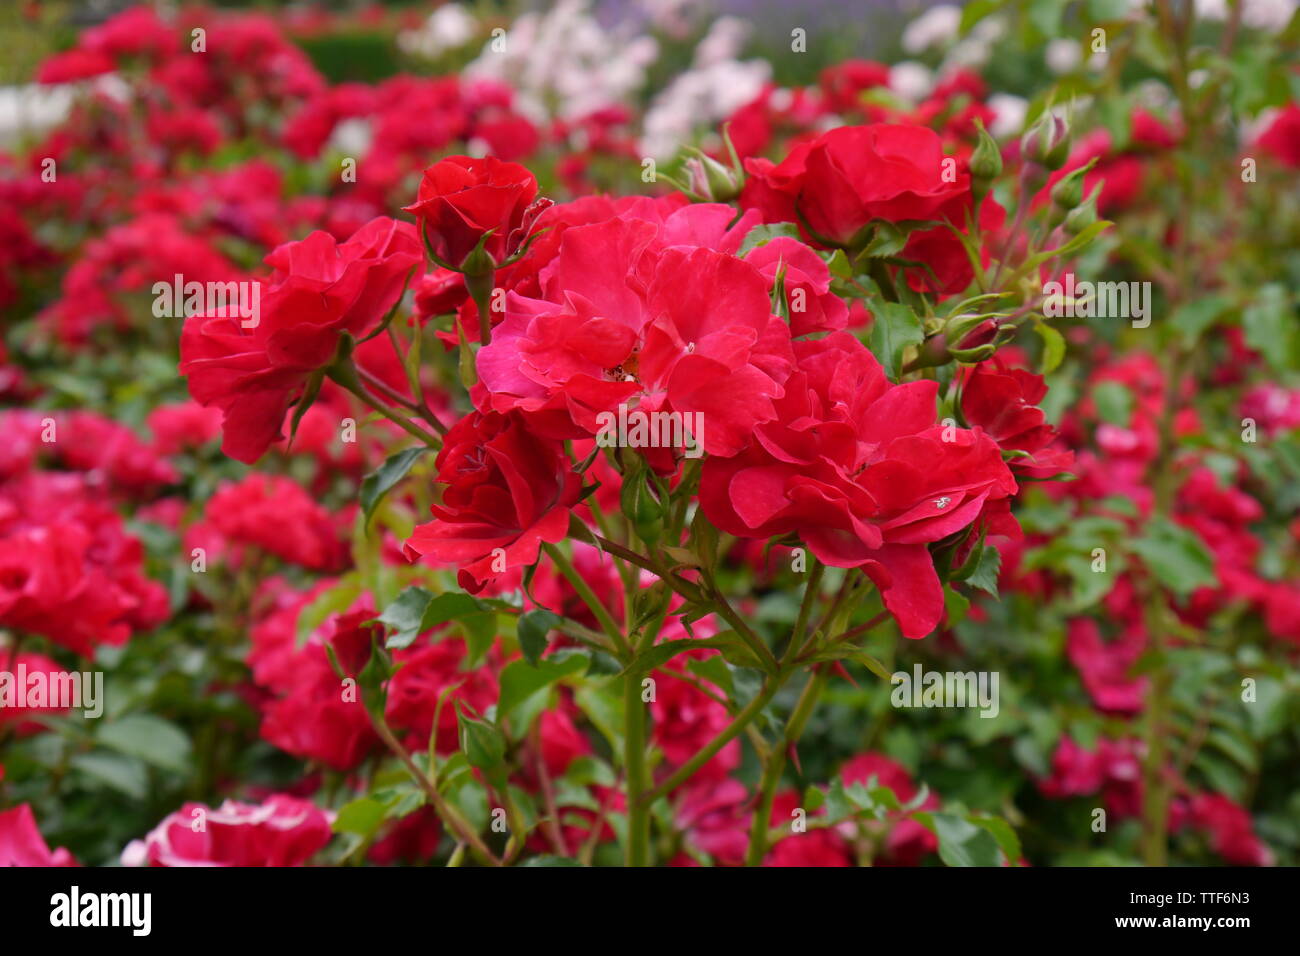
[961,359,1074,478]
[740,123,971,248]
[476,215,793,458]
[121,796,333,867]
[204,473,347,572]
[404,410,582,592]
[248,589,381,771]
[702,332,1016,638]
[0,804,78,866]
[0,650,73,734]
[1189,793,1273,867]
[402,155,548,269]
[180,216,420,463]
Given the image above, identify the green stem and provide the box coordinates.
[624,671,651,866]
[640,679,781,805]
[543,543,631,659]
[744,668,827,866]
[330,364,442,450]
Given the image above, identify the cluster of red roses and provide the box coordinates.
[3,3,1296,869]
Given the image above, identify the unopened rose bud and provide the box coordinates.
[911,332,955,369]
[684,149,741,202]
[460,243,497,279]
[1051,158,1096,211]
[621,464,663,546]
[945,314,1007,363]
[1022,112,1070,171]
[1064,183,1102,235]
[970,120,1002,200]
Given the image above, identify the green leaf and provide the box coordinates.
[738,222,803,255]
[970,814,1021,864]
[1092,380,1133,426]
[377,586,434,649]
[965,544,1002,599]
[377,586,492,649]
[1242,283,1296,372]
[97,714,192,774]
[859,221,910,259]
[869,301,925,380]
[458,706,506,772]
[619,631,763,675]
[498,651,591,730]
[333,797,389,837]
[70,752,148,800]
[804,644,893,682]
[517,609,561,667]
[914,811,1003,866]
[960,0,1001,34]
[518,856,585,867]
[1021,220,1111,272]
[1036,323,1066,374]
[296,576,362,647]
[1129,519,1217,596]
[360,447,428,527]
[1028,0,1069,38]
[1172,295,1229,345]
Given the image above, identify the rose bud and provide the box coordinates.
[1021,112,1070,171]
[1064,183,1102,235]
[969,120,1003,200]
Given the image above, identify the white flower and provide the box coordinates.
[0,82,76,147]
[466,0,658,122]
[1197,0,1297,30]
[398,4,478,59]
[889,61,934,103]
[902,4,962,54]
[1045,38,1082,75]
[988,93,1028,138]
[327,118,372,158]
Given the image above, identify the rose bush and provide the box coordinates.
[0,1,1296,871]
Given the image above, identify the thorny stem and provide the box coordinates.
[358,364,448,436]
[331,364,443,450]
[366,705,501,866]
[745,667,829,866]
[543,543,631,659]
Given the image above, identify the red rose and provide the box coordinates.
[701,332,1016,638]
[819,60,891,112]
[1189,793,1273,867]
[0,804,78,866]
[205,473,347,572]
[180,216,420,463]
[1256,103,1300,169]
[477,215,793,458]
[122,795,333,867]
[385,637,500,754]
[0,651,74,734]
[741,124,971,248]
[248,588,380,770]
[403,155,545,270]
[961,359,1074,477]
[404,410,582,592]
